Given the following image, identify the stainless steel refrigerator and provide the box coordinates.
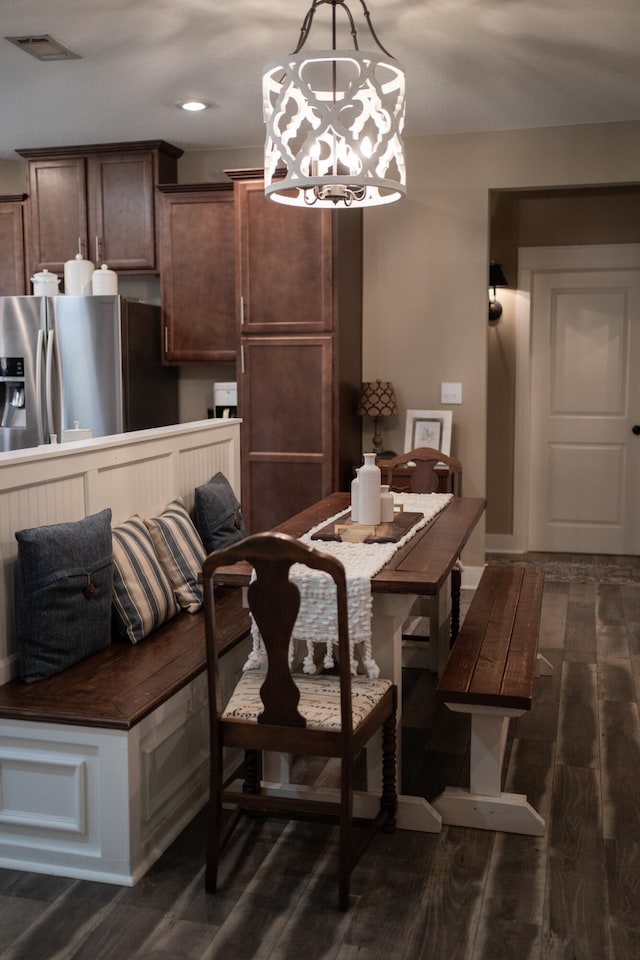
[0,296,178,452]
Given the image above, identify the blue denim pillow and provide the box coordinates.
[194,473,247,553]
[15,508,114,683]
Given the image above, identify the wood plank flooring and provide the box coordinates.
[1,563,639,959]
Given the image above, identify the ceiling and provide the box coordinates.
[1,0,640,164]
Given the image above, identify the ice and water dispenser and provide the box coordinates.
[0,357,26,430]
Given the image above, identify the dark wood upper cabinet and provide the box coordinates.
[157,182,237,363]
[16,141,182,276]
[235,179,333,335]
[0,195,28,295]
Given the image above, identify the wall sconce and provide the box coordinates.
[357,380,398,456]
[489,261,508,323]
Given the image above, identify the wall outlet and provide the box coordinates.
[441,382,462,404]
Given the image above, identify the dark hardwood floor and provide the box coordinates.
[1,561,639,959]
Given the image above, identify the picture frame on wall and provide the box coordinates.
[404,410,452,455]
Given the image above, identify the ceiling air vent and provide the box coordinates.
[5,35,81,61]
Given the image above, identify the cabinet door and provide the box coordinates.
[236,180,333,335]
[159,186,236,362]
[27,157,88,273]
[240,336,333,532]
[0,199,27,295]
[89,152,155,270]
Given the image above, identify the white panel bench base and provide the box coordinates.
[0,639,249,884]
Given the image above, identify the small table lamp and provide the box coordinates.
[357,380,398,456]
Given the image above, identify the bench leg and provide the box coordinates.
[433,704,546,836]
[536,652,553,676]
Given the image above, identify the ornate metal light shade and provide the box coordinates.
[263,0,406,208]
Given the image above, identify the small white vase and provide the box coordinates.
[358,453,381,525]
[380,484,395,522]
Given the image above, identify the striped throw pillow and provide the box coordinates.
[144,498,206,613]
[112,515,179,644]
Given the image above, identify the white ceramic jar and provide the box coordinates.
[64,253,95,295]
[92,263,118,295]
[380,484,395,522]
[31,269,60,296]
[358,452,381,525]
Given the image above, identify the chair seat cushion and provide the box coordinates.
[223,670,392,731]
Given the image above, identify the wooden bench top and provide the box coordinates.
[0,586,251,731]
[437,565,544,711]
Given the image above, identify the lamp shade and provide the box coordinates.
[357,380,398,417]
[489,261,508,288]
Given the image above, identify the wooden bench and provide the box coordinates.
[0,587,251,885]
[433,564,548,836]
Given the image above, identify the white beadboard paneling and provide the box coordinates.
[91,451,178,522]
[177,437,240,514]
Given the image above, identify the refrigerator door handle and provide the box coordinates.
[45,329,62,440]
[35,329,46,444]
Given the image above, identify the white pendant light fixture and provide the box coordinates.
[263,0,406,208]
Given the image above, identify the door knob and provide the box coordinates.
[633,425,640,435]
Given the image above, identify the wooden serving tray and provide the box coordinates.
[310,511,423,544]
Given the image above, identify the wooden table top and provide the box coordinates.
[215,492,486,597]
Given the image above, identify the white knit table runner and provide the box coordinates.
[244,492,453,678]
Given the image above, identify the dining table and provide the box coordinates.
[215,490,486,832]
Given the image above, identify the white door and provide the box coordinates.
[528,263,640,553]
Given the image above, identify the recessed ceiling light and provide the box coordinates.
[177,100,210,112]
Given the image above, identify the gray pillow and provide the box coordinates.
[15,509,114,683]
[194,472,247,553]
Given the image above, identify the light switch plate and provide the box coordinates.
[441,382,462,404]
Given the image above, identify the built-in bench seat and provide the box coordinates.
[0,586,251,886]
[433,564,548,836]
[0,587,249,729]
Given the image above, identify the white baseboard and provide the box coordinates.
[460,564,484,590]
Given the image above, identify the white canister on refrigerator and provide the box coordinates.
[31,269,60,296]
[64,254,95,295]
[92,264,118,295]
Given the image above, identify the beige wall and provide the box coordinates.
[0,159,26,194]
[4,121,640,564]
[362,120,640,564]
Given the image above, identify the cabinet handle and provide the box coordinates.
[164,326,169,355]
[95,236,101,263]
[241,344,245,374]
[240,295,245,326]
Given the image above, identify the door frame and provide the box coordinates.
[486,243,640,555]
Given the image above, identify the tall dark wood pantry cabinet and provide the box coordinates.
[227,170,363,533]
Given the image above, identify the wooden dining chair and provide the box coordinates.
[202,531,398,912]
[385,447,464,648]
[384,446,463,497]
